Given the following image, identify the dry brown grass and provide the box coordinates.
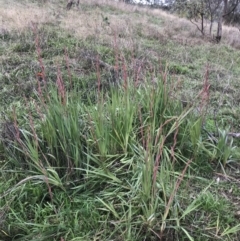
[222,25,240,49]
[0,1,55,32]
[1,0,240,49]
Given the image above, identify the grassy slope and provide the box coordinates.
[1,0,240,125]
[0,0,240,240]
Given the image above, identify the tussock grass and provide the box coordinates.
[0,0,240,240]
[1,74,239,240]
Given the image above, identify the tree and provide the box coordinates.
[173,0,239,42]
[222,0,240,23]
[216,0,239,42]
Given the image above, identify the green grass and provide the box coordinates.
[0,0,240,240]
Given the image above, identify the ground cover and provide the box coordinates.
[0,0,240,240]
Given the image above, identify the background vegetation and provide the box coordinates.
[0,0,240,240]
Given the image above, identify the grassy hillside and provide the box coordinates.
[0,0,240,240]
